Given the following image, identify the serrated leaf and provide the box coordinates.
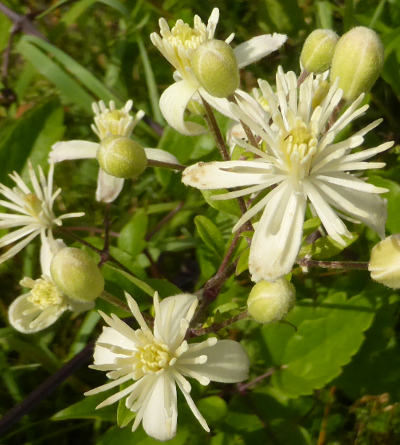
[118,209,148,257]
[52,393,116,421]
[194,215,225,259]
[263,292,376,397]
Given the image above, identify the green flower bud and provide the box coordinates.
[50,247,104,302]
[300,29,338,73]
[247,279,295,324]
[97,135,148,179]
[330,26,384,101]
[191,39,239,98]
[369,235,400,289]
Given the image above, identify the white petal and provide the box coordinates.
[95,169,124,203]
[234,34,287,68]
[199,89,236,120]
[93,326,137,365]
[154,293,198,350]
[183,160,275,190]
[50,141,98,163]
[180,339,249,383]
[144,148,179,165]
[159,81,206,136]
[249,182,307,282]
[142,373,178,441]
[8,293,65,334]
[40,236,65,276]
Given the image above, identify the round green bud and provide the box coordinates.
[247,279,295,324]
[300,29,339,73]
[191,39,239,98]
[97,135,148,179]
[369,235,400,289]
[50,247,104,302]
[330,26,384,101]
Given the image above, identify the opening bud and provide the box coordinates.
[369,235,400,289]
[330,26,384,101]
[50,247,104,302]
[247,278,295,324]
[300,29,338,73]
[191,39,239,98]
[97,135,148,179]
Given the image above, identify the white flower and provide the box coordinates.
[50,100,180,203]
[150,8,287,136]
[85,292,249,441]
[0,162,83,264]
[183,68,393,282]
[8,237,94,333]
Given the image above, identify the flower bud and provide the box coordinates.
[300,29,338,73]
[50,247,104,302]
[247,279,295,324]
[330,26,384,101]
[369,235,400,289]
[97,135,148,179]
[191,39,239,98]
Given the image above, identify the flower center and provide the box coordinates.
[93,108,133,140]
[22,277,64,309]
[134,342,172,374]
[24,193,43,218]
[168,21,206,50]
[281,122,317,179]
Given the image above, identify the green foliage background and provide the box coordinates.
[1,0,400,444]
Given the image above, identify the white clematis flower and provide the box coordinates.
[150,8,287,136]
[50,100,180,203]
[85,292,249,441]
[183,68,393,282]
[0,162,83,264]
[8,237,94,333]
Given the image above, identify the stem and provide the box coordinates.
[317,386,336,445]
[201,96,230,161]
[99,291,130,312]
[236,366,282,394]
[146,201,184,241]
[67,226,120,238]
[298,258,369,271]
[0,343,94,436]
[147,159,185,171]
[190,310,248,336]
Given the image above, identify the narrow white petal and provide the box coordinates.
[249,183,307,282]
[234,34,287,68]
[179,339,249,383]
[0,225,39,248]
[342,141,393,163]
[154,294,198,349]
[84,373,134,396]
[183,160,274,190]
[50,141,98,163]
[142,373,178,442]
[124,292,153,335]
[93,326,137,366]
[96,379,142,409]
[315,173,388,194]
[144,148,179,165]
[0,230,39,264]
[95,168,124,203]
[159,81,205,136]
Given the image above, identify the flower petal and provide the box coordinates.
[234,33,287,68]
[93,326,137,366]
[144,148,179,165]
[95,168,124,203]
[40,236,65,277]
[182,160,275,189]
[249,182,307,282]
[50,141,98,163]
[142,373,178,441]
[8,293,66,333]
[154,293,198,350]
[180,339,249,383]
[159,81,206,136]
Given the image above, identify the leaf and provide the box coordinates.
[52,393,116,421]
[316,1,333,29]
[262,292,376,397]
[263,0,303,33]
[299,232,358,260]
[118,209,148,257]
[201,190,241,217]
[369,176,400,233]
[197,396,227,424]
[194,215,225,259]
[0,100,63,183]
[235,247,249,275]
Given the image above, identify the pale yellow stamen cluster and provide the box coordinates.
[22,277,64,310]
[134,342,173,374]
[167,20,207,51]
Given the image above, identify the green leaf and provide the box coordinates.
[117,384,136,427]
[299,233,358,260]
[201,190,241,217]
[235,247,249,275]
[369,176,400,233]
[263,292,376,397]
[118,209,148,257]
[194,215,225,259]
[197,396,228,424]
[105,264,155,297]
[263,0,303,33]
[0,100,63,183]
[52,393,116,421]
[316,1,333,29]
